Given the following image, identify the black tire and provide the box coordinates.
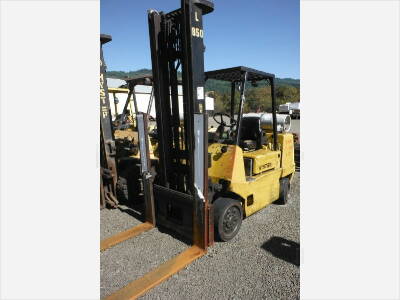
[116,177,129,204]
[116,167,142,206]
[275,177,290,205]
[213,197,243,242]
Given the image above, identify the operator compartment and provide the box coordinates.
[238,113,284,177]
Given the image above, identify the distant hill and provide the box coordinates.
[106,69,300,94]
[275,78,300,87]
[107,69,153,79]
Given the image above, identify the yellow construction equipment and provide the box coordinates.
[100,1,296,298]
[206,67,295,241]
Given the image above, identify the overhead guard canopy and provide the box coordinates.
[125,74,154,86]
[205,66,275,82]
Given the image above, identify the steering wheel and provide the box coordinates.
[213,112,237,128]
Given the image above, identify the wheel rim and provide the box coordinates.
[222,206,241,235]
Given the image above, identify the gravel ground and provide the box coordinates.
[101,205,143,240]
[101,220,188,298]
[101,173,300,299]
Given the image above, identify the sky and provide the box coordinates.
[101,0,299,79]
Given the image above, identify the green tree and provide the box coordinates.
[276,85,300,104]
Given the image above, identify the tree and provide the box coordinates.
[213,84,300,114]
[276,85,300,104]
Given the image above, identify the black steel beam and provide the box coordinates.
[270,77,278,151]
[100,34,118,208]
[137,113,156,226]
[235,72,248,146]
[148,10,172,187]
[230,81,236,119]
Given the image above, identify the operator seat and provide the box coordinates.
[239,116,265,150]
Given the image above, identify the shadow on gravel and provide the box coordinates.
[117,205,144,222]
[261,236,300,267]
[157,225,192,246]
[118,204,192,246]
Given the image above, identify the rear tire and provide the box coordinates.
[116,177,129,203]
[275,177,290,205]
[213,197,243,242]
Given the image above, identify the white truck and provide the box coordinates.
[278,102,300,119]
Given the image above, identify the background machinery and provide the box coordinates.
[278,101,301,119]
[100,34,119,209]
[113,75,158,206]
[100,35,152,209]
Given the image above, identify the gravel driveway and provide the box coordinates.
[101,172,300,299]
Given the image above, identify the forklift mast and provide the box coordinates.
[148,0,214,249]
[102,3,216,298]
[100,34,118,209]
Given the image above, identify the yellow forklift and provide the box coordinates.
[113,76,159,206]
[101,1,295,298]
[205,67,296,241]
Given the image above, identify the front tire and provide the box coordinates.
[116,177,129,203]
[213,197,243,242]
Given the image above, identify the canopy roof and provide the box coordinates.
[205,66,275,82]
[125,75,153,86]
